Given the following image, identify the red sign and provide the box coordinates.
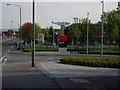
[58,35,67,42]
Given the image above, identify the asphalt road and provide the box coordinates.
[2,37,17,56]
[2,38,60,89]
[1,38,120,89]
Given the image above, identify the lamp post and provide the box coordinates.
[7,4,21,38]
[101,0,104,57]
[86,12,89,55]
[10,21,19,37]
[7,3,22,51]
[32,0,35,67]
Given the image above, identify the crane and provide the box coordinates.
[52,21,70,27]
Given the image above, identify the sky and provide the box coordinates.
[0,0,119,30]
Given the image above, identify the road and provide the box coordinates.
[1,38,120,89]
[2,38,60,89]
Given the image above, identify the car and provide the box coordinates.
[14,41,25,50]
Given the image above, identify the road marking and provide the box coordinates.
[0,50,9,64]
[3,59,7,65]
[48,58,53,60]
[2,37,15,42]
[70,79,90,83]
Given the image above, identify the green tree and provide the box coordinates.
[42,27,49,42]
[19,22,42,43]
[59,25,64,35]
[48,26,53,42]
[79,18,92,46]
[102,10,119,46]
[64,23,81,44]
[116,1,120,48]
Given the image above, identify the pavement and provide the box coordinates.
[35,51,120,89]
[35,61,120,89]
[2,50,120,90]
[2,62,61,89]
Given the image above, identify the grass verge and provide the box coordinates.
[60,57,120,68]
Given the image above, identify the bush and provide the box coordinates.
[60,57,120,68]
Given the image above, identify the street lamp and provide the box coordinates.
[32,0,35,67]
[7,3,22,51]
[7,4,21,35]
[101,0,104,57]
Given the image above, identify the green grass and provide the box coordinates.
[23,45,120,55]
[60,57,120,68]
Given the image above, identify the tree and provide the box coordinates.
[19,22,42,43]
[42,27,49,42]
[59,25,64,35]
[79,18,92,46]
[64,23,81,44]
[71,23,81,44]
[48,26,53,42]
[65,18,93,45]
[102,10,119,46]
[116,1,120,48]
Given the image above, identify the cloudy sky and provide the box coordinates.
[0,0,119,30]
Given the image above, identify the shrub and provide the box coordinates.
[60,57,120,68]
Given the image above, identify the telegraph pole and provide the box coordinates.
[32,0,35,67]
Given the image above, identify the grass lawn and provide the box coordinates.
[60,57,120,68]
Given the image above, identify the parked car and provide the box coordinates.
[14,41,25,50]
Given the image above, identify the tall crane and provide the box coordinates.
[51,21,70,45]
[52,21,70,28]
[52,21,70,35]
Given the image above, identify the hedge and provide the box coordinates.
[23,47,58,52]
[60,57,120,68]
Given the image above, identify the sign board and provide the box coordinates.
[58,35,67,47]
[38,33,44,43]
[58,35,67,42]
[58,35,67,53]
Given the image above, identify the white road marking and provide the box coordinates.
[70,79,90,83]
[0,50,9,64]
[3,59,8,65]
[2,37,15,42]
